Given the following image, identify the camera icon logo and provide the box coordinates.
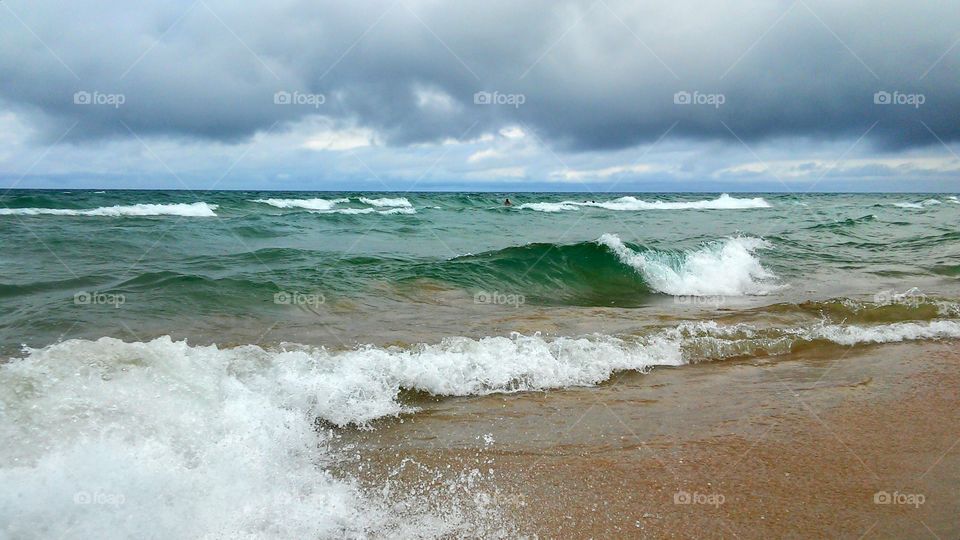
[873,290,892,305]
[273,291,292,304]
[474,91,492,105]
[74,291,92,305]
[73,491,92,504]
[474,290,491,304]
[274,91,292,105]
[673,91,692,105]
[874,491,891,504]
[673,490,692,504]
[874,91,892,105]
[73,91,92,105]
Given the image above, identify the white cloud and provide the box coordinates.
[414,86,459,113]
[717,157,960,178]
[465,166,526,179]
[499,126,525,139]
[467,148,501,163]
[302,127,377,151]
[550,164,659,181]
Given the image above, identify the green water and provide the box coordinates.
[1,190,957,351]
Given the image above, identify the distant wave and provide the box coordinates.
[806,214,877,231]
[315,207,416,215]
[892,198,941,209]
[252,196,414,213]
[517,193,770,212]
[0,202,218,217]
[358,197,412,208]
[252,197,349,210]
[516,201,580,212]
[598,233,779,296]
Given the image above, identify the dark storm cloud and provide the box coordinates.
[1,0,958,150]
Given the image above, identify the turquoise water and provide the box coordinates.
[2,189,959,538]
[1,190,958,351]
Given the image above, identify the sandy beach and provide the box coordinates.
[343,341,960,538]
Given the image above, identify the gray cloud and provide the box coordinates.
[1,0,958,152]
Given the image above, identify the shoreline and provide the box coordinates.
[343,341,960,538]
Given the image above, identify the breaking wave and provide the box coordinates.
[0,202,218,217]
[517,194,770,212]
[597,233,779,296]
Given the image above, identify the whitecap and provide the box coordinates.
[517,193,770,212]
[892,198,941,209]
[516,202,579,212]
[312,207,416,215]
[597,233,780,296]
[0,202,218,217]
[358,197,413,208]
[251,198,349,211]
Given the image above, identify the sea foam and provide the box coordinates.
[0,336,520,539]
[358,197,413,208]
[598,233,779,296]
[2,319,959,537]
[892,199,941,209]
[252,198,350,210]
[0,202,218,217]
[518,194,770,212]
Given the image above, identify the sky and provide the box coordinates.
[1,0,959,192]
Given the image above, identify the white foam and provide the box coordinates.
[807,320,960,345]
[252,198,349,210]
[313,207,417,215]
[598,233,779,296]
[892,198,941,209]
[516,202,579,212]
[0,202,218,217]
[517,194,770,212]
[358,197,413,208]
[2,316,959,537]
[0,336,522,538]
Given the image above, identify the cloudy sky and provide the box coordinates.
[1,0,959,191]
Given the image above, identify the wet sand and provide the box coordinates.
[341,341,960,538]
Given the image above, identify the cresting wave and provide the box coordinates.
[517,193,771,212]
[597,233,779,296]
[432,234,780,304]
[358,197,413,208]
[891,198,942,209]
[252,196,413,211]
[0,202,218,217]
[321,207,416,215]
[252,197,350,210]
